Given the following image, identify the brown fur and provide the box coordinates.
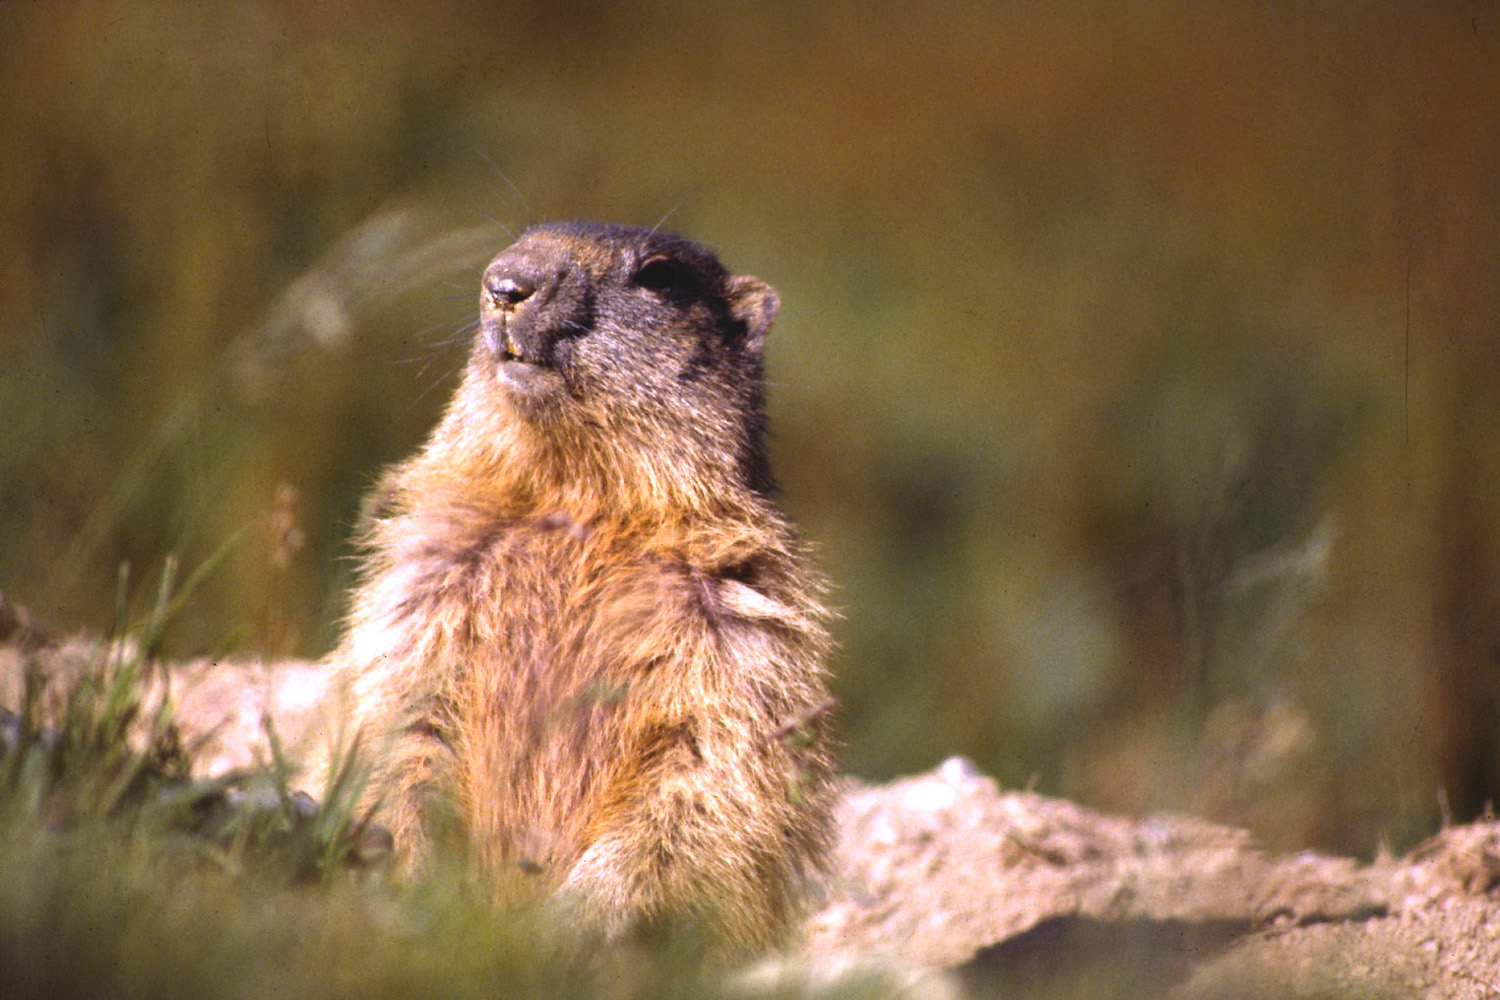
[327,222,836,958]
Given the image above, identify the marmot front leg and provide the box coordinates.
[374,718,456,869]
[559,706,830,959]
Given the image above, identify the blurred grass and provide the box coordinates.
[0,558,874,1000]
[2,0,1499,856]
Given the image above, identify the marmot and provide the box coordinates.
[328,222,836,958]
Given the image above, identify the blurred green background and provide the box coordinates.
[3,0,1497,856]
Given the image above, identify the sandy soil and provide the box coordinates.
[809,761,1500,998]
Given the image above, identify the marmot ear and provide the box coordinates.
[725,275,779,354]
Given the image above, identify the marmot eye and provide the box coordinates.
[631,257,690,293]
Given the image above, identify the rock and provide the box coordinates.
[805,765,1500,998]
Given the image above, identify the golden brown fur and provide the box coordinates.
[327,222,835,957]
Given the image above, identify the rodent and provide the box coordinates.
[327,221,837,958]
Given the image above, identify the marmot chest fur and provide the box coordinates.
[330,222,835,957]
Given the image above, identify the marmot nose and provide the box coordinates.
[487,275,536,308]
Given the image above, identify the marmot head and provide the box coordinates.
[456,222,781,499]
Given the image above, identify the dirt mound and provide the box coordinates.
[809,760,1500,998]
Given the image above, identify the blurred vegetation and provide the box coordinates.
[0,565,859,1000]
[2,0,1499,857]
